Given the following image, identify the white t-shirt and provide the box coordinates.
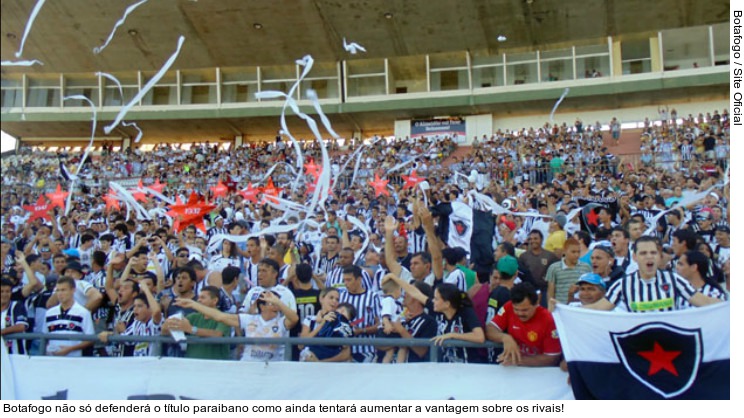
[74,279,95,306]
[44,302,94,356]
[240,285,297,314]
[238,313,288,362]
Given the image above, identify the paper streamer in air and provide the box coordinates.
[641,185,719,237]
[549,88,569,124]
[108,182,151,220]
[104,36,185,135]
[14,0,46,58]
[1,60,43,67]
[345,215,370,264]
[61,95,98,215]
[342,38,367,54]
[206,223,301,255]
[467,190,552,219]
[385,158,417,175]
[93,0,150,54]
[98,72,144,142]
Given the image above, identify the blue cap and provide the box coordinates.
[576,273,606,289]
[63,248,80,258]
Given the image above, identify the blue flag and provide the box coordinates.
[554,303,729,399]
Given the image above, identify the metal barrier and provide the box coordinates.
[3,332,503,363]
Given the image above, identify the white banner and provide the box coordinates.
[2,355,573,400]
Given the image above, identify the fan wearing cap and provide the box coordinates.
[486,282,562,367]
[206,215,227,241]
[712,225,730,269]
[567,273,606,307]
[691,208,716,245]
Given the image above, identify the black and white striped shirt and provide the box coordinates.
[678,283,727,309]
[326,266,373,291]
[409,227,427,254]
[606,270,698,313]
[314,253,338,276]
[1,300,28,354]
[207,226,228,241]
[243,258,260,289]
[443,268,467,293]
[339,289,381,356]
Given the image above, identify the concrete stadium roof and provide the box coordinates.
[1,0,728,74]
[0,0,730,143]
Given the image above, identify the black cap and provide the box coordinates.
[63,261,84,274]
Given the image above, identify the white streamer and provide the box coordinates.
[549,88,570,124]
[342,38,367,54]
[385,158,417,174]
[98,72,145,142]
[108,182,151,220]
[207,223,301,255]
[93,0,150,54]
[1,60,43,67]
[61,95,97,215]
[104,35,186,134]
[641,185,718,237]
[14,0,46,58]
[121,121,144,143]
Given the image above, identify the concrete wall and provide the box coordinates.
[491,99,730,132]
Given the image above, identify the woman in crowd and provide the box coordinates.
[207,239,241,272]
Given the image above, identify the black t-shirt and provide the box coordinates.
[703,136,716,151]
[288,284,320,361]
[405,313,437,363]
[435,306,484,363]
[487,286,511,324]
[287,285,320,336]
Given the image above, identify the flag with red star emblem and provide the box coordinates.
[22,196,52,222]
[553,303,729,400]
[576,197,619,239]
[166,192,215,233]
[368,174,389,197]
[401,170,424,190]
[45,184,69,210]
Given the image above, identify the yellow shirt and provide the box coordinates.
[544,230,566,253]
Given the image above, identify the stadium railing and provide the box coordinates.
[3,332,503,363]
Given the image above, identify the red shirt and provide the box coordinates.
[490,301,562,357]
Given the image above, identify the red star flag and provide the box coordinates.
[553,303,729,399]
[166,192,215,233]
[210,180,228,199]
[148,179,166,194]
[402,170,424,190]
[304,160,321,180]
[130,180,148,203]
[45,184,69,210]
[369,174,389,197]
[238,183,261,204]
[23,196,52,222]
[103,189,121,212]
[261,178,283,204]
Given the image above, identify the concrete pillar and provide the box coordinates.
[465,114,493,145]
[611,40,623,77]
[650,36,663,72]
[394,120,411,140]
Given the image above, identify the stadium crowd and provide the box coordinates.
[0,107,730,366]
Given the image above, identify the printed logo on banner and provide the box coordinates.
[610,322,702,399]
